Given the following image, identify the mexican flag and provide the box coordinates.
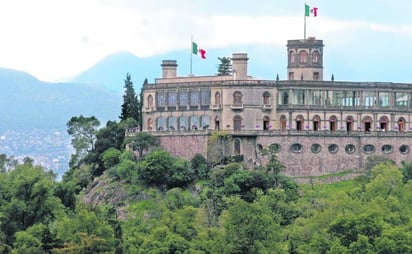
[305,4,318,17]
[192,41,206,59]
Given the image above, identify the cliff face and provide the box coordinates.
[82,174,129,220]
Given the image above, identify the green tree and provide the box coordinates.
[400,160,412,183]
[101,148,122,170]
[119,73,140,123]
[138,149,194,190]
[191,153,209,180]
[0,164,64,246]
[0,154,17,173]
[123,132,156,160]
[262,143,286,188]
[66,115,100,168]
[207,130,233,166]
[85,118,137,176]
[217,57,232,76]
[52,209,115,253]
[222,198,284,253]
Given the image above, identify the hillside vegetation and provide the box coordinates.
[1,74,412,253]
[1,148,412,253]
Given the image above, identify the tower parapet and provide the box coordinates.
[287,37,324,81]
[161,60,178,78]
[232,53,249,80]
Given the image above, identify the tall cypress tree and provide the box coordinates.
[217,57,232,76]
[120,73,140,123]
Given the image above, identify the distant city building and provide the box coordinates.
[135,38,412,176]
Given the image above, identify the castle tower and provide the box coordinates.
[232,53,249,80]
[287,37,324,81]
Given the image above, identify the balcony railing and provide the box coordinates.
[210,104,222,110]
[231,103,244,110]
[262,104,272,110]
[142,106,154,112]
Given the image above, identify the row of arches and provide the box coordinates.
[147,115,210,131]
[146,91,272,109]
[280,115,408,132]
[289,50,320,65]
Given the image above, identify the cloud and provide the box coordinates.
[0,0,411,82]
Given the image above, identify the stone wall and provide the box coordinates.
[157,133,209,160]
[154,131,412,177]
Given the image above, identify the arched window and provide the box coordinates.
[312,51,319,64]
[398,117,406,132]
[289,51,295,65]
[299,50,308,65]
[296,115,304,131]
[234,139,241,155]
[215,92,221,105]
[363,116,373,132]
[168,117,176,131]
[201,115,210,129]
[280,115,287,131]
[233,91,243,105]
[346,116,354,132]
[234,115,242,131]
[178,116,188,131]
[379,116,389,131]
[157,117,166,131]
[190,116,199,130]
[263,91,270,105]
[329,115,337,132]
[147,95,153,108]
[313,115,321,131]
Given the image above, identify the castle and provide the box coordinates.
[136,37,412,176]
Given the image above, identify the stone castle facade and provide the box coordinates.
[135,38,412,176]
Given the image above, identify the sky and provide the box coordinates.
[1,0,412,82]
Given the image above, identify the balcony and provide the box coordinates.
[210,104,222,111]
[142,106,154,113]
[262,104,272,111]
[231,103,244,110]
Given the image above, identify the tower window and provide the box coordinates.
[263,91,270,105]
[299,51,308,65]
[312,51,319,64]
[313,72,319,80]
[289,51,295,65]
[289,72,294,80]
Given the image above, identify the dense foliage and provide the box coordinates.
[2,149,412,253]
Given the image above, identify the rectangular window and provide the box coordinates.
[310,90,322,105]
[157,92,166,107]
[200,89,210,105]
[179,91,188,106]
[292,90,305,105]
[190,90,199,106]
[168,91,177,106]
[289,72,294,80]
[378,92,390,107]
[313,72,319,80]
[395,92,408,107]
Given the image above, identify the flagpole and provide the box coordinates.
[304,2,307,40]
[190,35,193,75]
